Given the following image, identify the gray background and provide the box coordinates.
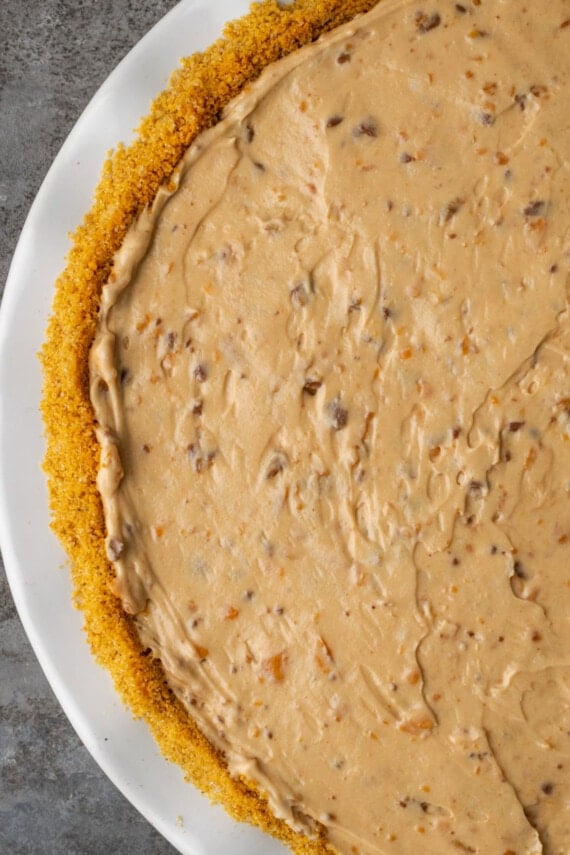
[0,2,182,852]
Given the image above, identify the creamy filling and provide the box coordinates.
[90,1,570,852]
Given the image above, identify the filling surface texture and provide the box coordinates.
[90,1,570,852]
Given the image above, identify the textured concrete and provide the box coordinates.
[0,2,181,852]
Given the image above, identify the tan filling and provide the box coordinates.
[90,1,570,852]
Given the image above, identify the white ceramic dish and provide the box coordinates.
[0,2,290,852]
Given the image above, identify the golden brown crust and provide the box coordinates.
[40,1,379,851]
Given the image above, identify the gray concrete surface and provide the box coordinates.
[0,2,182,852]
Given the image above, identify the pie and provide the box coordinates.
[41,1,570,853]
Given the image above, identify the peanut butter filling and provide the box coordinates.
[90,1,570,852]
